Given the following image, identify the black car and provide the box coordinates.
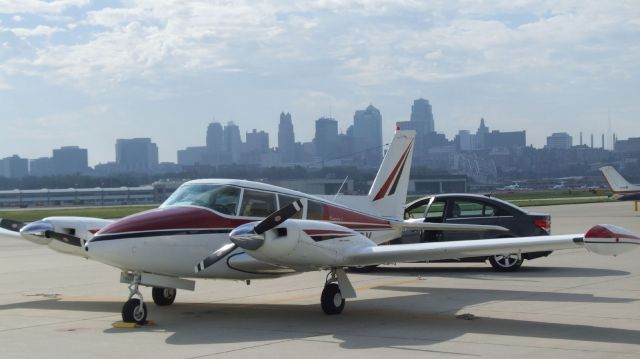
[400,193,551,271]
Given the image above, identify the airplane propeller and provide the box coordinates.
[2,219,84,247]
[0,218,26,232]
[194,199,303,273]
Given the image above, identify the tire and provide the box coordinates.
[489,254,523,272]
[152,287,176,306]
[347,265,378,273]
[321,283,345,315]
[122,298,147,324]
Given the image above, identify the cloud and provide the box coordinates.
[2,24,65,37]
[0,0,90,14]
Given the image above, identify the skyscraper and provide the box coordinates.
[52,146,88,175]
[314,117,338,161]
[278,112,295,163]
[246,129,269,153]
[223,122,242,163]
[116,138,159,173]
[410,98,434,133]
[206,122,224,152]
[353,104,383,167]
[0,155,28,178]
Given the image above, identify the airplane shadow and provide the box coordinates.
[2,284,638,350]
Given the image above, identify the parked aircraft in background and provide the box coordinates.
[600,166,640,201]
[1,131,639,325]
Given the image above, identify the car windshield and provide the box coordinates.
[161,184,240,215]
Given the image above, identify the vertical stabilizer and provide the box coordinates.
[367,130,415,219]
[600,166,640,193]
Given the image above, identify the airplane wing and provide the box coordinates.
[343,233,586,266]
[393,218,509,232]
[0,227,22,241]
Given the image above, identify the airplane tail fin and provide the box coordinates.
[600,166,640,193]
[367,130,415,219]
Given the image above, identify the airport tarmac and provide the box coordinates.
[1,201,639,358]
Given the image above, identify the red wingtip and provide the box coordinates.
[585,224,639,240]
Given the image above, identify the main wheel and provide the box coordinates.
[489,254,523,272]
[122,298,147,324]
[152,287,176,306]
[321,283,345,315]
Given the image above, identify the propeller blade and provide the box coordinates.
[0,218,26,232]
[45,231,83,248]
[194,243,238,273]
[20,220,83,247]
[253,200,303,235]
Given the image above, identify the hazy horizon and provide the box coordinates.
[1,1,638,166]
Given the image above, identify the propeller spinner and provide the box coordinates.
[194,199,303,273]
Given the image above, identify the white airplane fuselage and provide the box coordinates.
[87,179,401,280]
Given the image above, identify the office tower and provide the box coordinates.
[314,117,338,161]
[546,132,573,149]
[410,98,435,133]
[206,122,224,152]
[30,157,53,176]
[223,122,242,163]
[353,105,383,167]
[52,146,88,175]
[0,155,28,178]
[116,138,159,173]
[246,129,269,153]
[278,112,295,162]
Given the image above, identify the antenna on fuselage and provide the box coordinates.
[333,176,349,201]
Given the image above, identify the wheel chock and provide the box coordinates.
[111,320,155,328]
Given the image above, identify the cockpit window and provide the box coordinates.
[161,184,240,215]
[240,189,277,217]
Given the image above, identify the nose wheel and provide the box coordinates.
[122,273,148,324]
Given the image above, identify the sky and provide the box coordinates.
[0,0,639,166]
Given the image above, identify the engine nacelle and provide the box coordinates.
[244,219,374,269]
[21,217,113,258]
[583,224,640,256]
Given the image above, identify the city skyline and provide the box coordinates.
[1,2,638,165]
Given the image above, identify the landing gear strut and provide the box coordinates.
[121,272,148,324]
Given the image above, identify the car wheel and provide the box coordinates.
[489,254,523,272]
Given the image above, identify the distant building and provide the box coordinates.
[177,146,209,166]
[223,122,242,163]
[0,155,28,178]
[115,138,159,173]
[245,129,269,153]
[314,117,338,161]
[277,112,296,163]
[30,157,53,176]
[614,137,640,154]
[206,122,224,152]
[410,98,434,133]
[486,130,526,149]
[52,146,88,175]
[546,132,573,149]
[353,105,383,167]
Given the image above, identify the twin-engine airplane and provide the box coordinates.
[600,166,640,201]
[1,131,639,325]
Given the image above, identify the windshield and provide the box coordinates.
[161,184,240,215]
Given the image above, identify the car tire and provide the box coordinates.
[489,254,523,272]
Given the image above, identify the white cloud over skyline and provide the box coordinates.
[0,0,638,165]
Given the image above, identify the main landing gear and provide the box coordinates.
[152,287,177,306]
[321,268,357,315]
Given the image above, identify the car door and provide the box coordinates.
[442,198,499,241]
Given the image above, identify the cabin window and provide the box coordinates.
[277,194,303,219]
[161,184,240,215]
[240,189,277,217]
[307,200,325,220]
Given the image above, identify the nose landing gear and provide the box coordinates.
[122,273,148,324]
